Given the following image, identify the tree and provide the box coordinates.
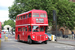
[3,20,15,29]
[8,0,75,30]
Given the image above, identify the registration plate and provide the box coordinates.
[38,41,42,43]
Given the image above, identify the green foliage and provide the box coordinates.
[2,25,4,30]
[3,20,15,28]
[8,0,75,30]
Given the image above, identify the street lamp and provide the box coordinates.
[63,23,65,35]
[53,10,57,42]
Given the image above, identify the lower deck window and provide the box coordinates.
[40,26,44,31]
[18,28,22,31]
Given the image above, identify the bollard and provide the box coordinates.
[51,35,55,41]
[5,33,8,41]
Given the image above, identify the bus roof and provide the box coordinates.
[17,9,46,16]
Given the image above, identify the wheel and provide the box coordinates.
[28,37,32,44]
[17,35,20,42]
[44,40,47,44]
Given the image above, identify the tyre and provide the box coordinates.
[44,40,47,44]
[28,37,32,44]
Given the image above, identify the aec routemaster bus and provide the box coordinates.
[0,22,1,38]
[15,9,48,44]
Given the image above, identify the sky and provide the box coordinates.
[0,0,14,22]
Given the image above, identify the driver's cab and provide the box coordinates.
[30,25,48,41]
[32,25,47,35]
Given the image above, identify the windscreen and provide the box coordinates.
[32,26,45,32]
[33,13,46,17]
[32,26,39,32]
[40,13,46,17]
[33,13,39,17]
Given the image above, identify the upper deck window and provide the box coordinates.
[33,13,39,17]
[40,13,46,17]
[23,15,25,19]
[26,14,28,18]
[21,16,22,19]
[29,13,31,17]
[19,16,20,19]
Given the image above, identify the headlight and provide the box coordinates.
[33,36,35,38]
[46,36,47,38]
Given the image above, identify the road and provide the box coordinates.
[0,34,75,50]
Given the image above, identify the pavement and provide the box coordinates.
[53,37,75,46]
[1,34,15,41]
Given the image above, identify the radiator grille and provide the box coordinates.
[36,35,45,41]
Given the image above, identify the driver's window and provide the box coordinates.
[32,26,39,32]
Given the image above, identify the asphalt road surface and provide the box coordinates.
[1,34,75,50]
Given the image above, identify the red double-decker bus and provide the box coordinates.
[15,9,48,44]
[0,22,1,38]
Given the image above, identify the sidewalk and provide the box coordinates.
[1,35,15,42]
[56,37,75,46]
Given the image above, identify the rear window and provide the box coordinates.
[33,13,39,17]
[40,13,46,17]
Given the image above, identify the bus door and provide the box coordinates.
[20,28,23,40]
[18,28,22,40]
[28,25,31,35]
[25,27,28,41]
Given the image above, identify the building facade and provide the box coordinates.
[70,0,75,2]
